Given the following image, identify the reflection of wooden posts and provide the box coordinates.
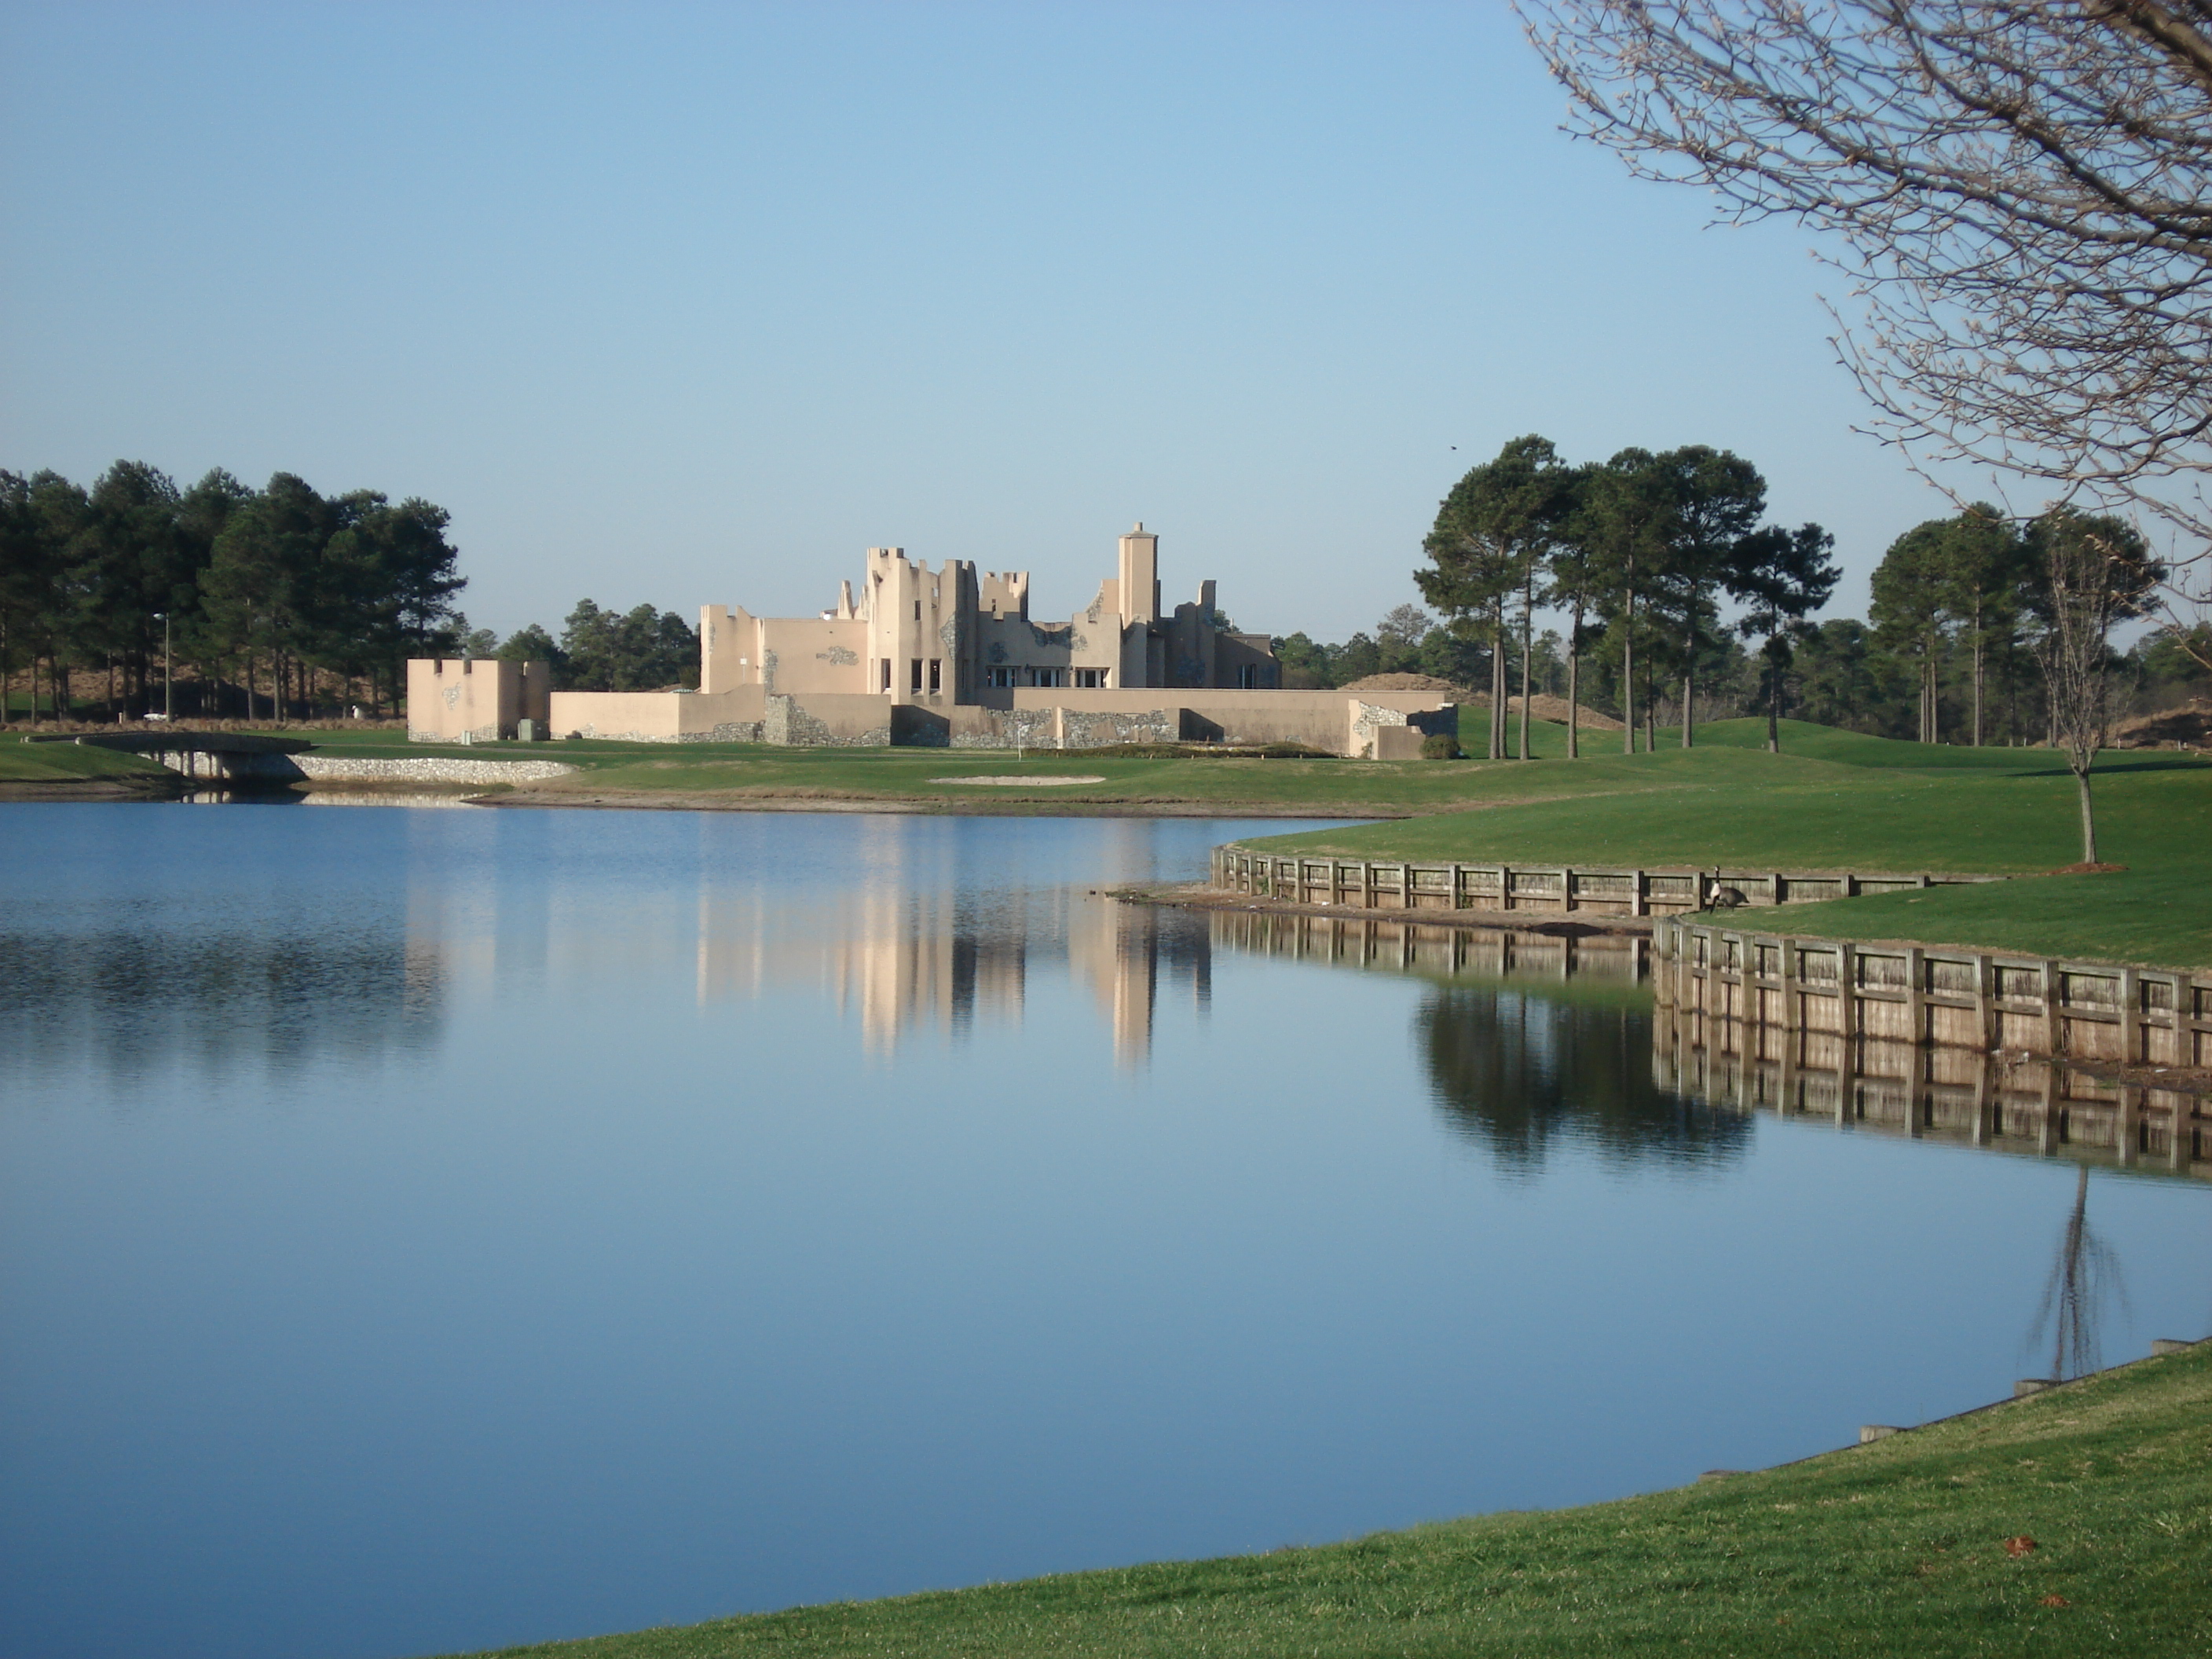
[2039,1065,2062,1155]
[2118,1085,2140,1168]
[1777,936,1799,1116]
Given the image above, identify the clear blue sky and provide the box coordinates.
[1,1,1973,642]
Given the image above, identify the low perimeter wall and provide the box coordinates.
[530,687,1452,755]
[1210,844,2002,917]
[144,749,579,786]
[1654,917,2210,1173]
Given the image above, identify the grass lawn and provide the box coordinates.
[0,735,174,784]
[448,1339,2212,1659]
[1244,720,2212,971]
[267,723,1679,814]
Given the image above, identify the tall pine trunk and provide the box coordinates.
[1767,639,1782,753]
[1566,602,1582,760]
[1490,598,1507,760]
[1621,588,1636,755]
[1972,605,1985,747]
[1518,576,1533,761]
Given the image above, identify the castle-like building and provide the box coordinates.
[409,524,1453,756]
[700,524,1279,705]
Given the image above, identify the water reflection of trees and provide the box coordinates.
[0,925,436,1087]
[2025,1166,2130,1381]
[1416,987,1751,1174]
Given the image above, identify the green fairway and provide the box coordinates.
[0,736,174,786]
[274,722,1684,814]
[1245,720,2212,970]
[448,1340,2212,1659]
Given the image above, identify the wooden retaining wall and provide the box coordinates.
[1654,918,2210,1174]
[1208,843,2001,917]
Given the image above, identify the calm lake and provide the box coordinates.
[2,801,2206,1659]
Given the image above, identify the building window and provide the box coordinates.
[928,658,941,692]
[987,665,1015,688]
[910,658,924,692]
[1030,667,1067,688]
[1075,668,1104,689]
[914,601,921,621]
[1238,665,1260,689]
[881,658,892,692]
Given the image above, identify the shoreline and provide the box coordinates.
[462,788,1412,819]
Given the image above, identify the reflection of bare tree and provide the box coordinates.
[2026,1166,2130,1382]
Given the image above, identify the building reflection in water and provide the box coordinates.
[691,862,1210,1067]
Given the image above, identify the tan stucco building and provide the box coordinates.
[408,525,1455,756]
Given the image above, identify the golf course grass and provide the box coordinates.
[1246,720,2212,971]
[0,736,174,785]
[445,1339,2212,1659]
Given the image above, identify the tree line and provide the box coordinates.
[0,461,465,721]
[1276,485,2201,758]
[1272,433,2177,861]
[475,601,700,693]
[1382,436,1843,762]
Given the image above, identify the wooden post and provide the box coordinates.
[2042,959,2064,1057]
[1632,869,1646,917]
[1837,941,1859,1054]
[1562,866,1575,914]
[2119,966,2143,1065]
[1976,953,1998,1054]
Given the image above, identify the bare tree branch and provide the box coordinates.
[1522,0,2212,649]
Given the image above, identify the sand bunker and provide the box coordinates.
[929,775,1107,786]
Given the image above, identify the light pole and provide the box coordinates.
[152,613,173,721]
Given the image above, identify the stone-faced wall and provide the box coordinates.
[763,693,891,747]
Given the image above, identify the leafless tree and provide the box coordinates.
[1522,0,2212,668]
[2031,507,2159,861]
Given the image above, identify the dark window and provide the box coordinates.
[928,659,941,692]
[910,658,924,692]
